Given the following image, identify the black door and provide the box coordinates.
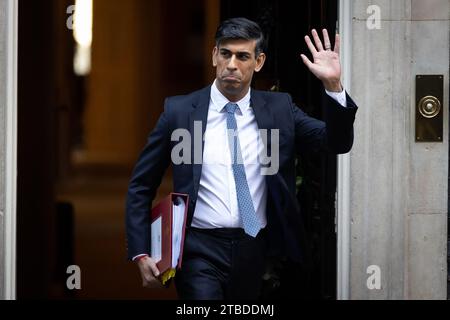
[220,0,339,300]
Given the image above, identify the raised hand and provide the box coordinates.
[301,29,343,92]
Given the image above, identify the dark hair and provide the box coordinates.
[215,17,266,57]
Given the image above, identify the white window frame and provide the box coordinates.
[336,0,352,300]
[4,0,18,300]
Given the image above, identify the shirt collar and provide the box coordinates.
[210,80,251,114]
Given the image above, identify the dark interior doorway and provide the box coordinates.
[221,0,339,299]
[16,0,211,300]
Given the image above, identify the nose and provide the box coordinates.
[227,55,238,70]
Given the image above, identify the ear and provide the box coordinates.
[212,47,218,67]
[254,53,266,73]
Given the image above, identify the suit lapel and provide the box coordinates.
[251,90,275,158]
[189,86,211,197]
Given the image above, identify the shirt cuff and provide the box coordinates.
[132,254,149,262]
[325,89,347,108]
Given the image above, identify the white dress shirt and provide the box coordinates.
[191,81,268,230]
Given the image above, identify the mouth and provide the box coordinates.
[222,75,241,82]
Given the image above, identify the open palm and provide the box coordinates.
[301,29,342,91]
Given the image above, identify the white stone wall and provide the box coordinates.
[348,0,449,299]
[407,0,449,299]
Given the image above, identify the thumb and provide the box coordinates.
[300,54,321,80]
[301,54,315,75]
[300,54,313,69]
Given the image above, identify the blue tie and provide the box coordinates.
[225,102,261,237]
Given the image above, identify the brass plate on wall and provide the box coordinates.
[415,75,444,142]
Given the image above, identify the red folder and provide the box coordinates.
[150,193,189,283]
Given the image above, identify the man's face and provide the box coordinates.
[212,39,266,100]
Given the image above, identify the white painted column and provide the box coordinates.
[0,0,18,300]
[337,0,353,301]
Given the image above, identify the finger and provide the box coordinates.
[311,29,324,51]
[304,36,318,56]
[334,33,340,55]
[322,29,331,50]
[147,260,160,277]
[300,54,314,70]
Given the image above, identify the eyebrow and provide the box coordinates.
[219,48,252,56]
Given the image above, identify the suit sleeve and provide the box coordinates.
[125,99,172,260]
[289,92,357,154]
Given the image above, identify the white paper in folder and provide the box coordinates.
[151,216,162,264]
[171,197,186,268]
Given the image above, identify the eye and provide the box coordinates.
[220,50,231,58]
[237,53,250,61]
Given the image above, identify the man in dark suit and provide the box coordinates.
[126,17,357,299]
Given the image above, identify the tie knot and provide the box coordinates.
[225,103,238,114]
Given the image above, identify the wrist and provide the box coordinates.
[323,79,343,92]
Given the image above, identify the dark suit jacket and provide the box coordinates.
[126,85,357,263]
